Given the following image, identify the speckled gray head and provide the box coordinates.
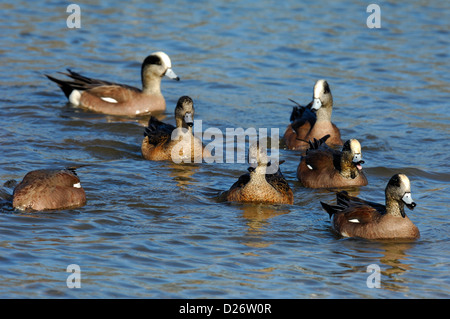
[342,139,365,169]
[386,174,417,216]
[175,96,194,127]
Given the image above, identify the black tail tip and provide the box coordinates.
[320,201,335,218]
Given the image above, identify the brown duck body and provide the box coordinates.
[330,203,420,239]
[141,125,207,162]
[297,135,368,188]
[284,111,342,150]
[225,142,293,205]
[71,82,166,116]
[226,167,294,205]
[12,168,86,211]
[321,174,420,240]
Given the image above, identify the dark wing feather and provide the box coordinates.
[229,173,251,192]
[320,201,345,218]
[45,69,140,98]
[289,99,316,130]
[143,116,176,146]
[265,167,291,194]
[336,191,386,213]
[306,134,331,153]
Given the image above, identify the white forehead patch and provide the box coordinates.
[350,139,362,153]
[151,51,172,68]
[314,79,326,98]
[399,174,411,191]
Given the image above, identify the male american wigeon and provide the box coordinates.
[141,96,209,162]
[12,167,86,211]
[224,142,294,205]
[283,80,343,150]
[321,174,420,239]
[46,51,179,116]
[297,134,368,188]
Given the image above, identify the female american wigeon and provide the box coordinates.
[283,80,343,150]
[321,174,420,239]
[297,134,368,188]
[46,51,179,116]
[12,167,86,211]
[224,142,294,205]
[141,96,209,162]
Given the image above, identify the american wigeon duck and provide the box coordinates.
[224,142,294,205]
[297,134,368,188]
[321,174,420,239]
[12,167,86,211]
[283,80,343,150]
[45,51,179,116]
[141,96,208,162]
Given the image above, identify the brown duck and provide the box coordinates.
[297,135,368,188]
[321,174,420,239]
[283,79,343,150]
[46,51,179,116]
[225,142,294,205]
[12,167,86,211]
[141,96,209,162]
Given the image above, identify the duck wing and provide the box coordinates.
[144,116,176,146]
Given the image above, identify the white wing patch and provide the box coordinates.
[348,218,360,223]
[100,97,118,103]
[73,182,81,188]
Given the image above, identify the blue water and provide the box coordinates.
[0,0,449,298]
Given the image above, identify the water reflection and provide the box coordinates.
[165,162,200,190]
[340,238,419,293]
[238,203,290,248]
[377,241,419,292]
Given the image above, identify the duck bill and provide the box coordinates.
[184,112,193,127]
[165,68,180,81]
[402,192,416,212]
[352,153,364,171]
[311,98,322,110]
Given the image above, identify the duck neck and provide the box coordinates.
[249,165,268,184]
[339,152,358,179]
[142,73,162,95]
[315,104,332,122]
[175,118,193,132]
[385,195,405,217]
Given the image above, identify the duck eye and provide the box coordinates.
[144,55,162,66]
[390,174,401,187]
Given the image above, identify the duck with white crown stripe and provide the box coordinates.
[283,79,343,150]
[46,51,179,116]
[321,174,420,240]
